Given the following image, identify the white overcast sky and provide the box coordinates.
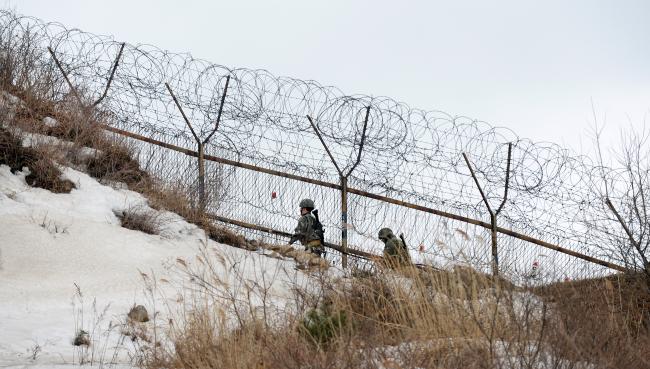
[4,0,650,156]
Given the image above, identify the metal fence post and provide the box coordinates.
[307,107,369,269]
[166,77,229,213]
[198,142,206,211]
[49,44,125,109]
[463,143,512,277]
[490,213,498,276]
[341,175,349,268]
[47,47,84,107]
[98,124,628,273]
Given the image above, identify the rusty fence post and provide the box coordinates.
[463,143,512,277]
[47,47,84,107]
[49,44,125,110]
[93,43,125,107]
[307,107,369,269]
[198,142,206,210]
[98,124,628,273]
[165,82,203,209]
[166,76,230,213]
[340,175,349,268]
[48,44,125,141]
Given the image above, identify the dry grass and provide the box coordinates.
[0,126,75,193]
[136,252,650,369]
[2,32,649,368]
[202,221,248,249]
[86,142,149,187]
[3,81,249,250]
[535,273,650,368]
[4,82,149,188]
[114,206,162,235]
[139,257,561,369]
[0,35,256,255]
[0,126,32,171]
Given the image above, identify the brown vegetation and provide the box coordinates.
[135,254,650,369]
[0,126,75,193]
[535,272,650,368]
[114,206,162,236]
[2,30,649,368]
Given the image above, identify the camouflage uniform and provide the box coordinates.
[290,199,323,255]
[379,228,411,266]
[294,213,322,250]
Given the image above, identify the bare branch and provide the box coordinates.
[606,197,649,271]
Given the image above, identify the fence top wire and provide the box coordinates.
[0,10,644,273]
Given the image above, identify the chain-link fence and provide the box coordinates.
[1,10,642,283]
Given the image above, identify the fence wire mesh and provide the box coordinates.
[0,10,643,283]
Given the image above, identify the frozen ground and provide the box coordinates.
[0,91,584,369]
[0,164,321,368]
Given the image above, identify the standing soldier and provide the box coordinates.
[378,227,411,266]
[289,198,325,256]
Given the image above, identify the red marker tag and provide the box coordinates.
[271,191,277,199]
[532,261,539,268]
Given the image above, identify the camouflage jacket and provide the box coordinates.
[382,234,411,265]
[293,213,320,245]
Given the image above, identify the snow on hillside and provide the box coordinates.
[0,162,324,367]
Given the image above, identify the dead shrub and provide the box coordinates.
[0,126,34,171]
[86,142,149,186]
[73,329,90,347]
[537,272,650,368]
[42,109,97,147]
[25,155,75,193]
[148,310,359,369]
[128,304,150,323]
[154,311,267,369]
[140,182,197,220]
[203,222,247,248]
[0,127,75,193]
[0,41,61,120]
[13,92,59,126]
[114,207,161,235]
[8,90,146,188]
[142,261,544,369]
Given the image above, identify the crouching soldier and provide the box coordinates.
[289,198,325,257]
[378,227,411,267]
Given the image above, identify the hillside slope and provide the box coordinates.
[0,161,319,367]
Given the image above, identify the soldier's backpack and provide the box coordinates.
[311,209,325,243]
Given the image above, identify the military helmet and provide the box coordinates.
[299,198,315,209]
[378,227,394,240]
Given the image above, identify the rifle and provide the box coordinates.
[399,233,408,250]
[311,209,326,257]
[399,233,412,263]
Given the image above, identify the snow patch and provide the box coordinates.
[42,117,58,128]
[0,163,318,367]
